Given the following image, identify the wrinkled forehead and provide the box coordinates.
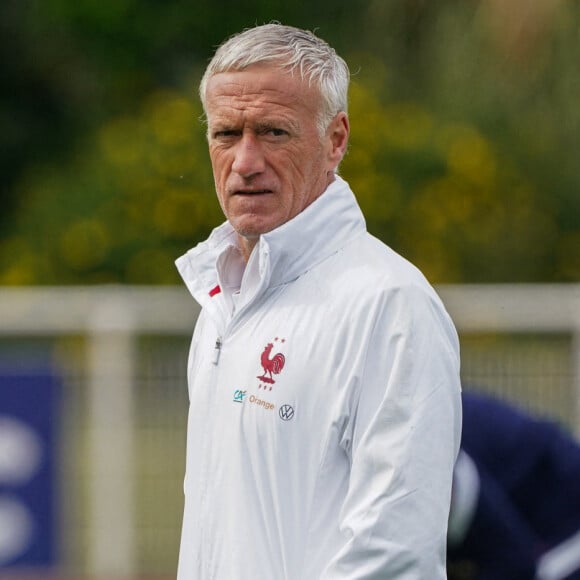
[203,58,322,99]
[204,65,323,119]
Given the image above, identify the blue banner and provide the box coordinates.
[0,370,59,568]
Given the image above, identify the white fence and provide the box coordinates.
[1,284,579,577]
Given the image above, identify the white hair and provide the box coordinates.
[199,23,350,136]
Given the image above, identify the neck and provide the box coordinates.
[238,235,258,263]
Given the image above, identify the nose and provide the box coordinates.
[231,132,265,178]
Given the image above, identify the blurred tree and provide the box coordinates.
[0,77,564,285]
[0,0,578,284]
[343,79,559,283]
[352,0,579,282]
[0,0,365,232]
[0,0,92,231]
[0,89,219,284]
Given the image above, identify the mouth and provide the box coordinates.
[234,189,274,196]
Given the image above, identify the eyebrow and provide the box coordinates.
[209,116,300,135]
[254,120,284,132]
[257,117,301,133]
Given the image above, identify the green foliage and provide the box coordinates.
[344,80,561,283]
[0,1,578,284]
[0,90,219,284]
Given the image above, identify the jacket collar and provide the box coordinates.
[176,175,366,306]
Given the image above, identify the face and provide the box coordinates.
[204,64,349,259]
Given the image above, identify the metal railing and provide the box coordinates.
[1,284,579,577]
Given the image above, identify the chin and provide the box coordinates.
[232,217,280,238]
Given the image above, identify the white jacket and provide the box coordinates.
[176,176,462,579]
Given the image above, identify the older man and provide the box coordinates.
[176,23,462,579]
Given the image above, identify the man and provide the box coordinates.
[176,23,462,579]
[448,391,580,580]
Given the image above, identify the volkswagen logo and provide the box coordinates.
[279,404,295,421]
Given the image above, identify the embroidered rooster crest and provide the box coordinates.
[257,340,286,386]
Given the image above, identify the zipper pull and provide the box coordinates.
[212,337,222,365]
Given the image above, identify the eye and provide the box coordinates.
[260,126,290,142]
[212,129,240,140]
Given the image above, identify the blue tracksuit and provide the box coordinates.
[449,391,580,580]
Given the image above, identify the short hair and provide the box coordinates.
[199,23,350,136]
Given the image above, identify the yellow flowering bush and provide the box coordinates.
[0,77,569,284]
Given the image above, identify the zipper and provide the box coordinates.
[212,336,222,365]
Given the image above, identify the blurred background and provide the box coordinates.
[0,0,579,578]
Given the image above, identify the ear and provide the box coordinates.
[326,112,350,170]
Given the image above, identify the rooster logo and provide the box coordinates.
[257,339,286,386]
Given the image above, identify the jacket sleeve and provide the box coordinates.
[320,284,462,579]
